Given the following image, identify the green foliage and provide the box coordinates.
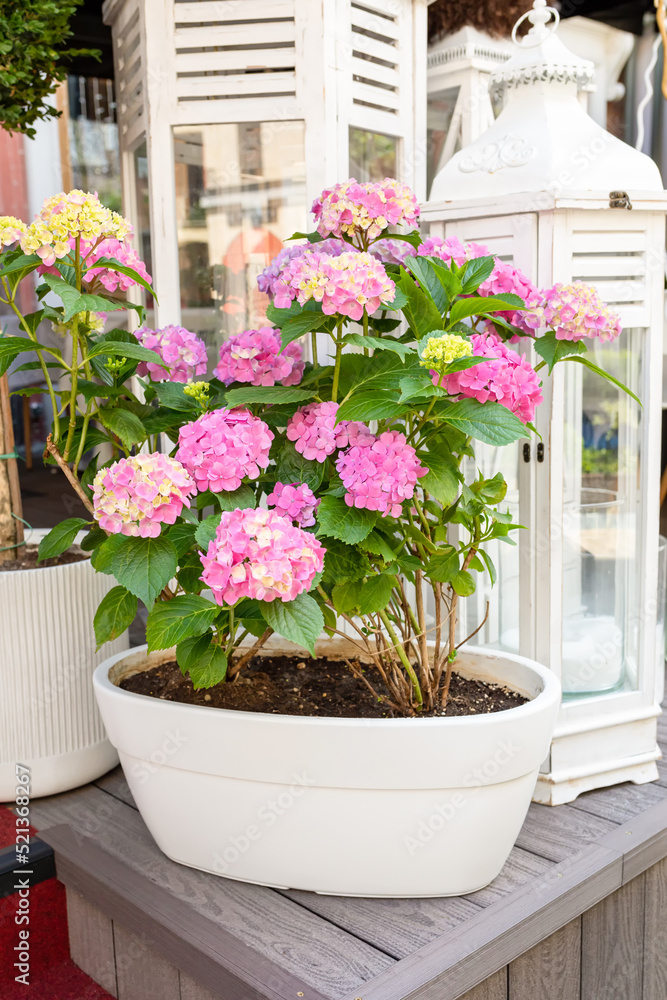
[37,517,89,561]
[0,0,99,137]
[94,587,137,649]
[260,593,324,655]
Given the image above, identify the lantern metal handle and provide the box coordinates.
[512,0,561,48]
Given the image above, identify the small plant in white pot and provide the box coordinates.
[0,197,156,798]
[19,181,630,893]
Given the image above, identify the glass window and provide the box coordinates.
[173,121,306,354]
[349,127,397,180]
[561,330,643,697]
[426,87,460,198]
[68,76,121,213]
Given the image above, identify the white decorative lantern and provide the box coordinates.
[426,26,512,193]
[424,0,667,804]
[102,0,427,349]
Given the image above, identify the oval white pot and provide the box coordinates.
[94,642,560,897]
[0,555,128,800]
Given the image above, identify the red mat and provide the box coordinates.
[0,806,114,999]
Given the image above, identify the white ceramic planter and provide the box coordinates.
[94,641,560,896]
[0,552,128,801]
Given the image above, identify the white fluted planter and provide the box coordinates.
[0,553,129,800]
[95,641,560,897]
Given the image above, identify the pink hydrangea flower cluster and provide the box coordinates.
[417,235,490,266]
[286,401,369,462]
[257,238,347,297]
[200,507,325,605]
[92,453,195,538]
[336,431,428,518]
[21,190,132,266]
[266,481,320,527]
[438,332,543,424]
[273,250,395,321]
[176,408,273,492]
[134,325,208,383]
[83,238,152,293]
[542,281,622,343]
[312,178,420,241]
[478,260,544,337]
[213,327,303,387]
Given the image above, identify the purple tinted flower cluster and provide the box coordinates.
[272,250,395,321]
[312,178,420,241]
[200,507,325,605]
[214,327,304,387]
[542,281,622,343]
[478,261,544,337]
[266,481,320,527]
[135,325,208,383]
[438,332,543,424]
[176,408,273,493]
[257,238,347,297]
[286,401,369,463]
[335,431,428,518]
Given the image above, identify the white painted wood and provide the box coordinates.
[175,47,296,74]
[173,0,295,22]
[175,71,297,100]
[173,22,296,49]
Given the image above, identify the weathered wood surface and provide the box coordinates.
[66,889,118,997]
[30,691,667,1000]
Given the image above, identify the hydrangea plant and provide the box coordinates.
[0,181,633,714]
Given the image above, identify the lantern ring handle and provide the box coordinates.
[511,4,561,48]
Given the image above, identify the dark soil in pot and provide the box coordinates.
[119,655,528,719]
[0,544,89,571]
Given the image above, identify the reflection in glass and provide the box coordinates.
[348,128,397,180]
[561,330,642,696]
[426,87,460,199]
[173,121,306,356]
[68,76,121,213]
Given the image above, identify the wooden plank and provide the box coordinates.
[34,786,393,999]
[508,919,581,1000]
[174,95,300,125]
[93,767,136,809]
[175,47,295,74]
[338,845,622,1000]
[175,70,297,99]
[114,922,181,1000]
[279,891,482,959]
[350,6,401,41]
[351,79,401,111]
[461,847,553,907]
[643,857,667,1000]
[581,876,645,1000]
[571,232,646,253]
[516,802,618,863]
[174,1,296,24]
[599,798,667,883]
[568,780,667,826]
[174,23,296,49]
[459,969,507,1000]
[45,824,333,1000]
[179,972,221,1000]
[351,32,398,66]
[572,254,646,277]
[66,888,118,997]
[351,55,399,88]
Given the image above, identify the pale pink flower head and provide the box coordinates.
[92,453,196,538]
[335,431,428,518]
[438,332,543,424]
[134,325,208,383]
[257,238,347,297]
[21,190,132,264]
[416,235,480,267]
[542,281,622,343]
[0,216,26,247]
[176,407,273,493]
[273,250,395,321]
[266,481,320,528]
[312,178,420,242]
[286,401,370,463]
[214,327,304,387]
[200,507,326,605]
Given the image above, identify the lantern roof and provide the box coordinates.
[429,0,663,202]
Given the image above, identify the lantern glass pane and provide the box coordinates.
[133,142,154,322]
[458,442,523,655]
[426,87,460,198]
[172,121,307,355]
[561,329,642,697]
[348,128,398,180]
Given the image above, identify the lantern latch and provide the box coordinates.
[537,443,545,462]
[609,191,632,210]
[523,443,531,462]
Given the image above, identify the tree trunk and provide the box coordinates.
[0,375,23,564]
